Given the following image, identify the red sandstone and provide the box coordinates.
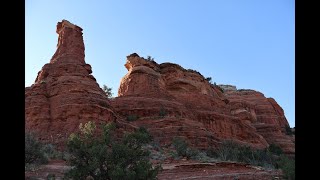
[25,20,294,155]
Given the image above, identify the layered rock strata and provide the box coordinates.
[111,54,294,153]
[26,20,294,155]
[25,20,117,146]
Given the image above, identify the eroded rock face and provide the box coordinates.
[26,20,294,155]
[224,89,295,154]
[25,20,117,146]
[111,54,295,152]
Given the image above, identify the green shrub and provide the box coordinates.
[208,141,293,177]
[268,143,283,156]
[151,140,162,151]
[146,56,155,61]
[206,146,216,157]
[169,150,180,160]
[186,148,200,159]
[159,107,167,118]
[25,163,41,172]
[277,155,295,180]
[285,125,293,136]
[64,121,161,180]
[102,84,113,98]
[208,140,238,161]
[205,77,212,83]
[42,144,55,156]
[172,137,189,157]
[237,89,255,92]
[207,140,276,168]
[25,132,48,165]
[126,114,139,121]
[236,145,255,163]
[192,151,216,163]
[248,148,274,167]
[46,173,55,180]
[41,143,70,161]
[172,137,200,159]
[186,69,202,77]
[149,143,166,161]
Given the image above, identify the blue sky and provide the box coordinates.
[26,0,295,127]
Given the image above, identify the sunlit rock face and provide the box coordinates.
[26,20,294,155]
[223,89,295,154]
[25,20,117,147]
[112,54,294,154]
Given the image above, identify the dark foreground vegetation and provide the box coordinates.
[171,137,295,180]
[26,124,294,180]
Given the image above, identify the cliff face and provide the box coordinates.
[223,89,294,154]
[111,53,295,153]
[25,20,117,145]
[25,20,294,154]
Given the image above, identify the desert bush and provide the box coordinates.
[268,143,283,156]
[209,140,240,161]
[205,77,212,84]
[150,140,162,152]
[168,150,180,160]
[249,149,274,167]
[41,143,71,161]
[171,138,216,162]
[102,84,113,98]
[149,149,166,161]
[146,56,155,61]
[172,137,189,157]
[159,107,167,118]
[285,125,293,136]
[191,151,215,162]
[172,137,200,159]
[25,132,48,165]
[206,146,216,157]
[126,114,139,121]
[277,155,295,180]
[207,140,278,168]
[46,173,55,180]
[64,121,160,180]
[42,144,63,160]
[186,69,202,76]
[237,89,254,92]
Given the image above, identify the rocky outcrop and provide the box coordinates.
[218,84,237,92]
[25,20,117,146]
[111,54,294,151]
[25,20,294,155]
[223,89,295,154]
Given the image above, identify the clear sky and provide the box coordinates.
[26,0,295,127]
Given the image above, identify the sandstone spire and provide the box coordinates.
[51,20,85,63]
[25,20,116,148]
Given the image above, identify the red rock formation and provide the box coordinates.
[25,20,294,155]
[111,54,291,151]
[25,20,117,146]
[224,89,295,154]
